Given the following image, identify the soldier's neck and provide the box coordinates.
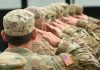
[8,40,33,51]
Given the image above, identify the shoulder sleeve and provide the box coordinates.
[55,39,100,69]
[76,19,99,31]
[0,52,27,70]
[88,17,100,25]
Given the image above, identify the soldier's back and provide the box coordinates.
[0,51,27,70]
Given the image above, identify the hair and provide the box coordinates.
[6,32,33,46]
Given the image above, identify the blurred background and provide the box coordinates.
[0,0,100,52]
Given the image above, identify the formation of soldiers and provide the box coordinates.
[0,2,100,70]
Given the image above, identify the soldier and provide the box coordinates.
[25,6,58,55]
[1,9,100,70]
[25,4,100,63]
[62,15,100,62]
[44,3,99,55]
[42,4,100,64]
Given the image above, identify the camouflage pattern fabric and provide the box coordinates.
[62,25,100,59]
[32,39,56,55]
[0,51,27,70]
[88,17,100,26]
[73,4,83,15]
[3,9,35,36]
[6,46,100,70]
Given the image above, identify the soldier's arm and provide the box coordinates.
[88,17,100,26]
[76,19,100,31]
[54,39,100,70]
[39,49,100,70]
[76,19,100,38]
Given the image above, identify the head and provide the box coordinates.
[52,3,69,17]
[69,4,76,16]
[25,6,46,30]
[73,4,83,15]
[69,4,83,16]
[1,9,35,46]
[48,3,64,19]
[44,6,57,23]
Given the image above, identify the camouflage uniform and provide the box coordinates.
[40,3,100,62]
[6,46,100,70]
[76,19,100,60]
[62,25,100,57]
[88,17,100,26]
[2,9,100,70]
[66,4,100,61]
[0,52,27,70]
[41,3,100,60]
[32,39,57,55]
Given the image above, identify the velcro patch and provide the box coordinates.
[63,53,74,66]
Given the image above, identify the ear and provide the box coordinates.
[1,30,8,42]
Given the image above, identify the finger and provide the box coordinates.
[62,17,71,21]
[74,15,81,18]
[55,19,67,26]
[52,22,61,27]
[55,19,62,24]
[46,24,55,29]
[42,34,52,42]
[35,28,46,35]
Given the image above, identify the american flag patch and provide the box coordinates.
[63,53,74,66]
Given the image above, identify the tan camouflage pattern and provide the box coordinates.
[63,26,100,57]
[51,3,69,16]
[25,6,45,29]
[76,19,100,39]
[0,52,27,70]
[69,4,76,16]
[32,39,56,55]
[73,4,83,15]
[39,6,56,23]
[3,9,35,36]
[63,26,99,47]
[6,47,100,70]
[69,4,83,16]
[76,19,100,61]
[88,17,100,26]
[48,3,64,18]
[25,6,45,19]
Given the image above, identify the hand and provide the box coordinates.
[46,23,63,37]
[75,14,89,20]
[55,19,70,28]
[62,16,79,25]
[52,22,65,31]
[36,28,61,47]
